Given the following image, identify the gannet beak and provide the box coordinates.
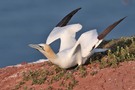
[29,44,44,51]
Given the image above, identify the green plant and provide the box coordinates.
[89,36,135,69]
[13,81,25,90]
[22,69,50,85]
[78,66,87,77]
[46,86,53,90]
[66,77,78,90]
[90,70,98,76]
[64,72,73,80]
[23,86,28,90]
[51,71,65,82]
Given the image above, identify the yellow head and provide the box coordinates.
[29,44,57,60]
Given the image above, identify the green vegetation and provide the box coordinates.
[13,81,25,90]
[90,36,135,68]
[46,86,53,90]
[78,66,87,77]
[23,86,28,90]
[19,65,78,90]
[22,69,48,85]
[66,77,78,90]
[90,70,98,76]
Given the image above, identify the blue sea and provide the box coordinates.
[0,0,135,68]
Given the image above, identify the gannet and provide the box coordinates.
[29,8,126,69]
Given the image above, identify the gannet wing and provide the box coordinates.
[78,29,100,57]
[71,17,126,57]
[46,8,82,51]
[46,24,82,51]
[56,8,81,27]
[97,17,126,40]
[69,29,98,57]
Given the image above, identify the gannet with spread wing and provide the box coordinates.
[47,8,82,52]
[29,8,126,69]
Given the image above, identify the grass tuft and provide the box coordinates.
[90,36,135,68]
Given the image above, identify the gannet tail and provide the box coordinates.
[93,48,108,53]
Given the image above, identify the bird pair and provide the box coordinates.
[29,8,126,69]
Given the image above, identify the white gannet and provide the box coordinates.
[29,8,126,69]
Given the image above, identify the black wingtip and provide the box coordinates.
[97,16,127,40]
[75,7,82,11]
[56,7,82,27]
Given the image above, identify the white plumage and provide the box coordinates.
[46,24,82,52]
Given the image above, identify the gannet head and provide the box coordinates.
[29,44,57,60]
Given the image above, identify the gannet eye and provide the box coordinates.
[39,46,42,48]
[39,46,45,51]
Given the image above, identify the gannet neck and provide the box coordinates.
[29,44,57,61]
[43,44,57,60]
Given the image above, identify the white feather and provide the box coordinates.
[70,29,102,58]
[46,24,82,51]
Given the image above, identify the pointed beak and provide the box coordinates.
[29,44,42,50]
